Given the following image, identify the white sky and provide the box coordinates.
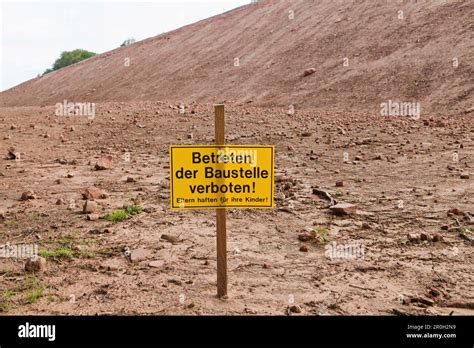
[0,0,250,91]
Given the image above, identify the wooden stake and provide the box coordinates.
[214,104,227,298]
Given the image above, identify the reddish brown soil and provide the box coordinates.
[0,103,472,315]
[1,0,473,114]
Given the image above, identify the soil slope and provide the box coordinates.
[1,0,473,114]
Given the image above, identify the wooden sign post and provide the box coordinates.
[214,104,227,298]
[169,105,274,298]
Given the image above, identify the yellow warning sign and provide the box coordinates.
[170,145,274,209]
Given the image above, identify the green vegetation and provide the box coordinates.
[310,226,331,245]
[38,236,76,259]
[104,204,143,222]
[30,212,41,220]
[24,277,44,304]
[25,287,43,304]
[43,49,96,75]
[3,220,16,226]
[2,289,16,311]
[124,204,144,215]
[38,234,113,260]
[0,302,12,312]
[98,248,115,257]
[399,239,409,245]
[39,246,74,259]
[120,38,136,47]
[3,290,15,301]
[104,210,128,222]
[0,277,47,311]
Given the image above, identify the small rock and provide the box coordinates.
[6,147,20,160]
[420,232,430,241]
[400,295,412,305]
[161,234,179,244]
[447,208,463,216]
[373,154,383,160]
[407,233,420,242]
[289,305,302,313]
[126,177,136,183]
[168,279,182,286]
[24,256,47,273]
[299,245,308,252]
[83,200,99,214]
[232,247,241,255]
[432,233,443,242]
[335,181,344,187]
[20,190,36,201]
[329,203,357,216]
[89,228,111,235]
[428,287,444,299]
[303,68,316,77]
[0,210,5,222]
[413,296,435,306]
[130,248,152,262]
[149,260,165,268]
[95,155,113,170]
[55,198,65,205]
[87,213,100,221]
[82,187,107,200]
[460,173,470,179]
[100,259,123,271]
[298,233,312,242]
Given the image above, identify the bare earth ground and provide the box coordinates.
[0,102,472,315]
[2,0,473,115]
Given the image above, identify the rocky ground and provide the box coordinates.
[0,102,472,315]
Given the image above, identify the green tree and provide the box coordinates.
[43,49,96,75]
[120,38,136,47]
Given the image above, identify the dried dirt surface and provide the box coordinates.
[0,102,472,315]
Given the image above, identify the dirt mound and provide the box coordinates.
[0,102,473,315]
[1,0,473,114]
